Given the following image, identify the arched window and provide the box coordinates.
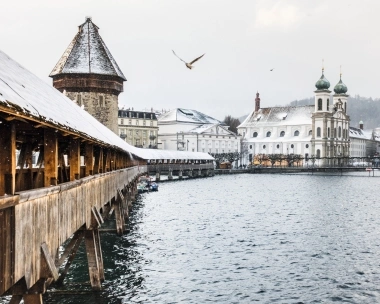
[263,145,266,149]
[305,144,309,148]
[345,102,347,113]
[266,131,271,137]
[253,132,258,137]
[318,98,322,110]
[317,127,321,137]
[276,144,280,149]
[334,128,337,138]
[291,144,294,148]
[327,98,329,111]
[294,130,299,136]
[309,130,312,136]
[249,145,252,149]
[328,127,330,138]
[316,149,321,158]
[338,126,342,138]
[280,131,285,137]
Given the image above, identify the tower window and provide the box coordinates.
[99,95,104,107]
[253,132,258,137]
[327,98,329,111]
[294,130,299,136]
[266,131,271,137]
[318,98,322,111]
[280,131,285,137]
[77,94,82,106]
[328,127,330,138]
[317,127,321,137]
[338,126,342,138]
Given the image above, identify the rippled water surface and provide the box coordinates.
[6,173,380,303]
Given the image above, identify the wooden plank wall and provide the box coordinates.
[11,166,145,290]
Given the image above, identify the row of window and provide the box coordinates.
[316,126,347,138]
[77,95,106,107]
[253,130,307,138]
[120,130,156,136]
[317,98,347,113]
[250,144,310,150]
[120,119,154,126]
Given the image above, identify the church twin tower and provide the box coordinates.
[311,68,350,164]
[50,17,126,134]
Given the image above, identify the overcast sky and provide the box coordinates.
[1,0,379,120]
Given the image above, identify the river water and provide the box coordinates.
[4,172,380,303]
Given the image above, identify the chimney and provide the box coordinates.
[255,92,261,112]
[359,121,364,130]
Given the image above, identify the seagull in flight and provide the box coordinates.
[270,68,274,71]
[172,50,205,69]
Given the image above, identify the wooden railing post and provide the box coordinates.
[85,143,94,176]
[0,122,16,196]
[69,138,80,181]
[44,129,58,187]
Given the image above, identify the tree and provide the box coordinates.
[223,115,241,134]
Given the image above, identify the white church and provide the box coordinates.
[237,69,372,166]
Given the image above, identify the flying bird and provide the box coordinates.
[270,68,274,71]
[172,50,205,69]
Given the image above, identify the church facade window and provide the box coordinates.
[328,127,330,138]
[253,132,258,137]
[280,131,285,137]
[327,99,329,111]
[317,127,321,137]
[294,130,299,136]
[266,131,271,137]
[318,98,322,110]
[317,149,321,158]
[338,126,342,138]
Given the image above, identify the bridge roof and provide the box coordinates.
[0,50,213,161]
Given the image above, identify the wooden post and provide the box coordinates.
[0,122,16,195]
[44,129,58,187]
[69,138,80,181]
[84,230,101,290]
[93,148,100,175]
[85,143,94,176]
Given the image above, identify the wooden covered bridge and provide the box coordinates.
[0,50,214,303]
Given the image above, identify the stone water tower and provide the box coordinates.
[50,17,126,134]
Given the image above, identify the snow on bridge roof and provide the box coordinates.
[0,50,213,161]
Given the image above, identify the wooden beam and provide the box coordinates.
[85,143,94,177]
[84,230,101,290]
[0,122,16,195]
[55,231,84,286]
[41,242,59,281]
[44,129,58,187]
[69,138,80,181]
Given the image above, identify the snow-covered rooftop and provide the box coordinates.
[158,108,223,124]
[0,50,212,161]
[240,105,314,127]
[49,17,126,80]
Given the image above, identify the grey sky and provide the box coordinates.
[1,0,379,120]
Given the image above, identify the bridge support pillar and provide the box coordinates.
[179,170,183,179]
[188,170,193,178]
[199,169,202,177]
[84,228,104,290]
[156,172,160,181]
[168,170,173,180]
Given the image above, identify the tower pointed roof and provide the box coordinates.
[50,17,126,80]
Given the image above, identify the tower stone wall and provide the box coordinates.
[66,91,119,134]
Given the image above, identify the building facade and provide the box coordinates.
[118,110,159,148]
[157,108,240,153]
[50,17,126,134]
[237,70,378,165]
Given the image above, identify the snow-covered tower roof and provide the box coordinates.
[50,17,126,81]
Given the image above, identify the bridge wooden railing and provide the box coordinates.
[147,163,214,173]
[0,166,146,302]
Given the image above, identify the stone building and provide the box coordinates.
[157,108,240,153]
[50,17,126,134]
[118,109,159,148]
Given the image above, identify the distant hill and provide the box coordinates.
[288,95,380,129]
[238,96,380,129]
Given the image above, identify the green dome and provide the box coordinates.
[334,76,348,94]
[315,72,330,90]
